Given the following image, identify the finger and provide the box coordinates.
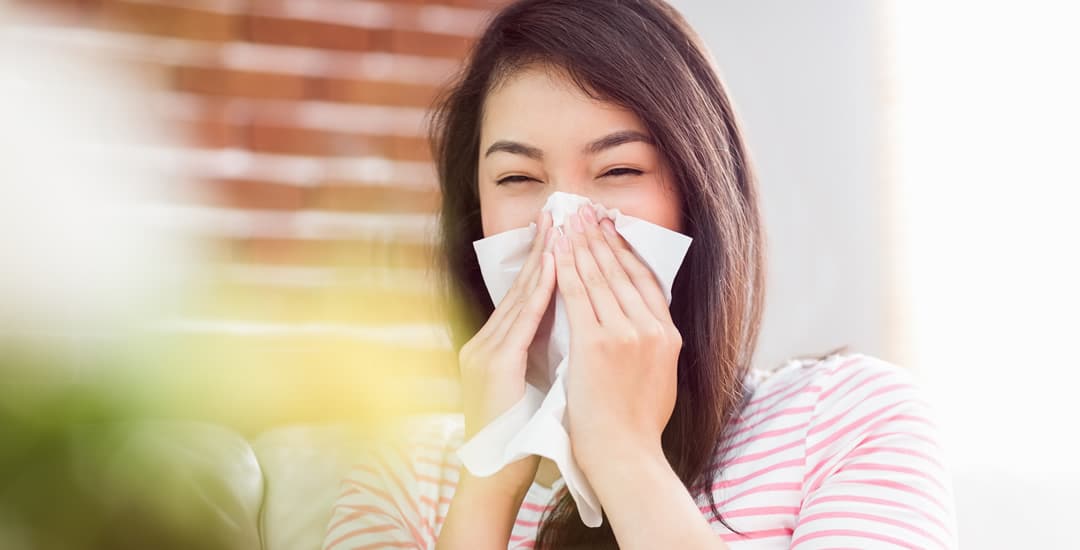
[553,230,599,331]
[598,217,673,323]
[566,208,626,327]
[491,224,556,344]
[489,212,555,343]
[579,204,656,325]
[519,209,553,286]
[483,210,553,337]
[502,249,557,352]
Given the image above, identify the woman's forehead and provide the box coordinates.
[480,67,648,152]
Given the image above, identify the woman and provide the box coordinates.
[323,0,957,548]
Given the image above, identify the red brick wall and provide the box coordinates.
[9,0,507,430]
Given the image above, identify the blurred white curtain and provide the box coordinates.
[887,1,1080,548]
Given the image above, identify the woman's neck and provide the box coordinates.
[534,456,562,489]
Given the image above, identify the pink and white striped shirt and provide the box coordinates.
[322,352,958,549]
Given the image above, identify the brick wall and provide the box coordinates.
[8,0,506,431]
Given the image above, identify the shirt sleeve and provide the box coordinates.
[323,416,461,550]
[791,355,959,549]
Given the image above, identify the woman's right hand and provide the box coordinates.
[456,208,557,498]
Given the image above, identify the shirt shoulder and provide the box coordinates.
[796,352,932,462]
[738,351,938,467]
[790,353,958,548]
[710,353,957,547]
[735,351,923,421]
[323,413,557,550]
[322,414,466,550]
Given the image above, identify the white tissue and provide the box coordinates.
[456,191,692,527]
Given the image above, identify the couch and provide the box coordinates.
[70,418,435,550]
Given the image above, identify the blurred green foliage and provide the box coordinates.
[0,344,254,550]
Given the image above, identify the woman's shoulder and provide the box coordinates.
[727,351,938,459]
[738,351,922,417]
[726,352,957,547]
[731,350,945,475]
[390,413,468,455]
[801,351,924,415]
[342,414,467,494]
[326,415,467,548]
[713,354,951,479]
[370,413,468,473]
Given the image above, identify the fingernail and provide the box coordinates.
[601,218,616,236]
[581,204,596,224]
[555,233,570,253]
[569,213,583,233]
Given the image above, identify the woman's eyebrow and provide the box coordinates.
[483,130,654,160]
[484,140,544,160]
[583,130,654,155]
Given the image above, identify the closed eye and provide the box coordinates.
[495,168,642,185]
[495,175,538,185]
[602,168,643,178]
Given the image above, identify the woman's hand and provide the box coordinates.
[456,208,557,498]
[553,203,683,475]
[439,210,557,549]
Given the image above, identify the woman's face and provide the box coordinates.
[477,64,683,237]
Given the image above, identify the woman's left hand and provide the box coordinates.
[553,203,683,476]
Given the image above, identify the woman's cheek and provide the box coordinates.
[480,194,548,236]
[589,187,681,232]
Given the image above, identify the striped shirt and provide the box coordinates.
[322,352,958,549]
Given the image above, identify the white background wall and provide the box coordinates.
[668,0,892,373]
[670,1,1080,548]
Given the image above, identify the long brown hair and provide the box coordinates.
[426,0,767,546]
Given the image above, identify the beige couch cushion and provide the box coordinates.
[252,424,374,550]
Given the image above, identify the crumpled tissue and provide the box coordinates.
[456,191,692,527]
